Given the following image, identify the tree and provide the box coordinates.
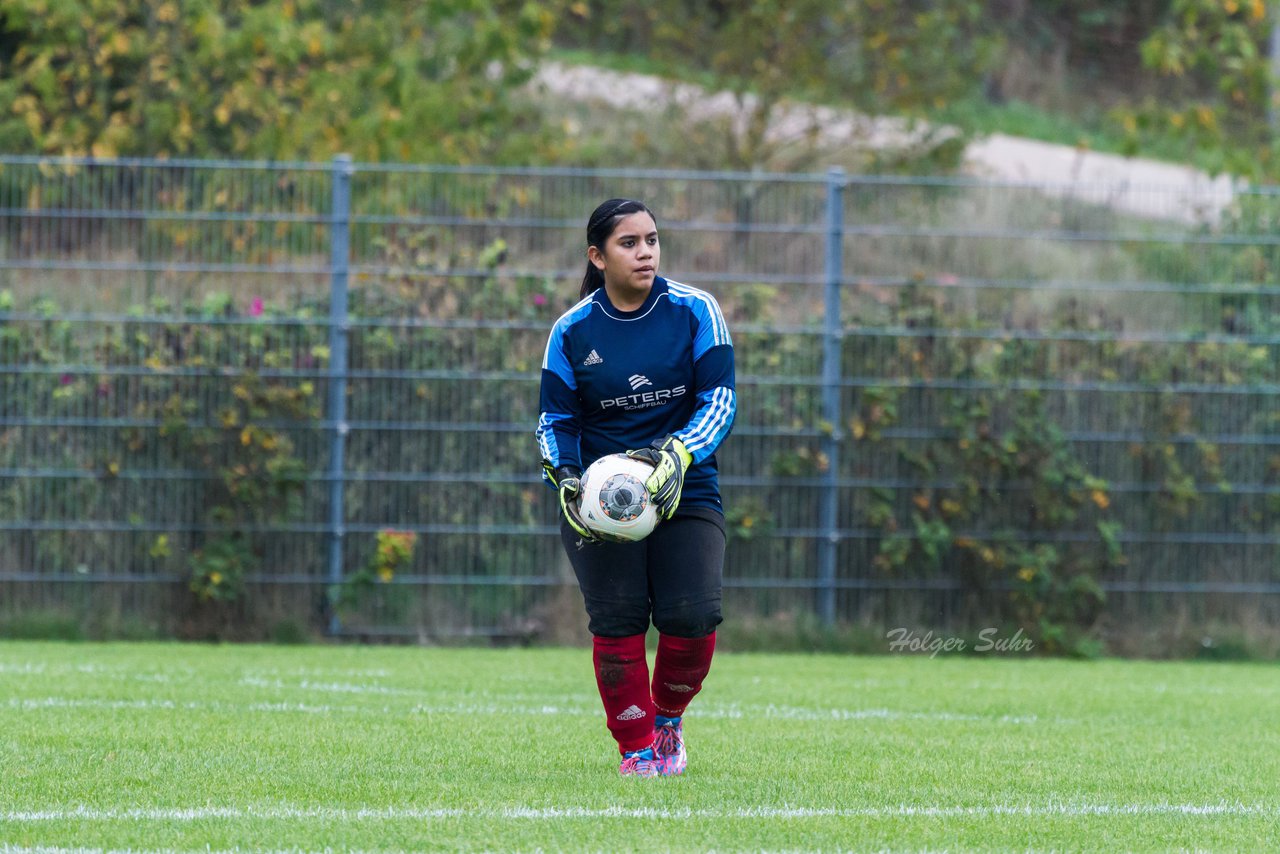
[557,0,1002,173]
[1127,0,1273,179]
[0,0,560,163]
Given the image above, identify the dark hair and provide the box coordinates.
[580,198,655,299]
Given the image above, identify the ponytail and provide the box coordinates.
[580,263,605,299]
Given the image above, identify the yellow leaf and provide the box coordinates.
[156,2,178,23]
[1090,490,1110,510]
[240,427,252,446]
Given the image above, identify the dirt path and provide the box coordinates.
[533,62,1238,225]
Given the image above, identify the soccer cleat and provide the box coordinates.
[618,746,661,778]
[652,715,686,776]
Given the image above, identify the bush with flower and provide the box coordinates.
[331,529,418,612]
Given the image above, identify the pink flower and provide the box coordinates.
[532,293,547,306]
[250,297,264,317]
[60,373,73,385]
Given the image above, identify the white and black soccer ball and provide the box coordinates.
[577,453,659,543]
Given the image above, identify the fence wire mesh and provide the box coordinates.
[1,156,1276,640]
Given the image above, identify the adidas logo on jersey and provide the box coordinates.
[615,704,646,721]
[583,349,604,366]
[628,374,652,390]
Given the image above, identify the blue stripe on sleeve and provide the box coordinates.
[537,369,583,481]
[536,297,595,484]
[677,386,736,462]
[665,281,732,361]
[540,295,596,389]
[536,412,560,465]
[674,336,736,463]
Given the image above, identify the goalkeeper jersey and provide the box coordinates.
[536,277,737,512]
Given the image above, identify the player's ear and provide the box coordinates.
[587,245,606,271]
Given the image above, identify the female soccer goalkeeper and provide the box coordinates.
[536,198,736,777]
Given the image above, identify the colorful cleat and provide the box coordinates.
[652,715,686,775]
[618,746,661,777]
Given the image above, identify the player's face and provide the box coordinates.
[590,212,660,294]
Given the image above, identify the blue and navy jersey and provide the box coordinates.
[536,277,737,512]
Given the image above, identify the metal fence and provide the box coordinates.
[1,155,1277,641]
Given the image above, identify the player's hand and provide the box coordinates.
[543,462,600,544]
[626,435,691,520]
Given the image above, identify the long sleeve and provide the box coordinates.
[669,286,736,464]
[536,316,584,484]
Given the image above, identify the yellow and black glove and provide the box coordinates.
[626,435,692,520]
[542,461,600,544]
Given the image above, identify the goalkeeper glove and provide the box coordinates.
[542,461,600,544]
[626,435,691,520]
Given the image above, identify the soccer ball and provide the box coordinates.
[577,453,659,543]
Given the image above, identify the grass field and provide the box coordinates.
[1,642,1277,852]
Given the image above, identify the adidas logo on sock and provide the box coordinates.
[664,683,695,693]
[615,704,646,721]
[584,349,604,366]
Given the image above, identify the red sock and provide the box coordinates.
[592,634,655,755]
[651,631,716,717]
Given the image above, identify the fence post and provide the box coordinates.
[326,154,353,635]
[817,167,845,626]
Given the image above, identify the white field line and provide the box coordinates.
[2,802,1276,823]
[0,850,344,854]
[2,696,1043,725]
[238,677,418,695]
[0,663,391,679]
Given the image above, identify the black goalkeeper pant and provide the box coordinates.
[561,509,725,639]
